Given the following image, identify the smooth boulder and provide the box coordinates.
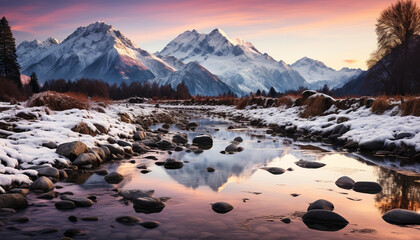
[225,143,238,153]
[30,176,54,192]
[211,202,233,214]
[382,209,420,225]
[56,141,89,160]
[37,167,59,178]
[192,134,213,149]
[308,199,334,211]
[172,134,188,144]
[262,167,286,175]
[353,181,382,194]
[61,196,93,207]
[0,193,28,210]
[133,197,166,214]
[335,176,355,190]
[73,153,97,166]
[164,159,184,169]
[104,172,124,184]
[295,160,326,169]
[55,200,76,210]
[302,209,348,231]
[115,216,141,225]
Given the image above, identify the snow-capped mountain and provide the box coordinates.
[17,22,175,84]
[289,57,363,89]
[159,29,308,95]
[152,61,235,96]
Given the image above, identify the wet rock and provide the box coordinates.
[56,141,89,161]
[104,144,125,156]
[174,146,184,151]
[134,131,146,141]
[281,218,291,224]
[157,140,174,150]
[91,147,106,161]
[64,228,84,238]
[353,181,382,194]
[396,132,414,140]
[157,127,169,133]
[120,189,154,201]
[68,215,77,222]
[30,176,54,192]
[155,161,165,166]
[104,172,124,184]
[302,209,348,231]
[211,202,233,214]
[207,167,215,172]
[59,170,68,179]
[60,196,93,207]
[115,216,141,225]
[237,146,244,152]
[95,169,108,175]
[107,137,117,144]
[262,167,286,175]
[192,134,213,149]
[164,158,184,169]
[295,160,326,169]
[144,155,158,160]
[22,227,59,236]
[10,188,30,195]
[290,193,300,197]
[81,216,99,221]
[73,153,97,166]
[133,197,166,213]
[42,141,57,149]
[10,216,29,223]
[335,176,355,190]
[308,199,334,211]
[186,122,200,130]
[132,142,149,153]
[100,146,111,158]
[287,168,294,171]
[55,200,76,210]
[225,143,238,153]
[234,136,243,143]
[0,208,16,216]
[194,148,204,154]
[141,169,151,174]
[172,134,188,144]
[37,191,58,200]
[37,167,59,178]
[117,140,132,147]
[359,140,384,151]
[141,221,160,229]
[382,208,420,225]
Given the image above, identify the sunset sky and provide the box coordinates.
[1,0,401,70]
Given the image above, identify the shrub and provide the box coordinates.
[276,96,294,108]
[26,91,90,111]
[236,98,250,109]
[300,95,335,118]
[371,96,392,114]
[401,97,420,116]
[0,77,23,101]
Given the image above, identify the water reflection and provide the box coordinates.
[375,167,420,214]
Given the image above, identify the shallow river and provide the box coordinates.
[3,111,420,239]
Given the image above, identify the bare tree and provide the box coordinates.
[368,0,420,94]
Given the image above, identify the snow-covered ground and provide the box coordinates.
[0,101,168,193]
[162,101,420,152]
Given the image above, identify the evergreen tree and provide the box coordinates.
[29,72,40,93]
[268,87,277,97]
[0,17,21,88]
[256,89,261,96]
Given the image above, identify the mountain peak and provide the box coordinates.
[292,57,328,69]
[209,28,228,37]
[42,37,60,46]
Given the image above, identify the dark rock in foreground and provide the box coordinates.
[164,158,184,169]
[141,221,160,229]
[261,167,286,175]
[133,197,166,214]
[0,193,28,210]
[30,176,54,192]
[382,209,420,225]
[295,160,326,169]
[55,200,76,210]
[308,199,334,211]
[192,134,213,149]
[335,176,355,190]
[211,202,233,214]
[56,141,89,160]
[302,209,348,231]
[104,172,124,184]
[353,181,382,194]
[115,216,141,225]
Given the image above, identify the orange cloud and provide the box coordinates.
[343,59,359,64]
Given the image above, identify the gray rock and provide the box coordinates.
[133,197,166,213]
[115,216,141,225]
[295,160,326,169]
[134,131,146,141]
[192,134,213,149]
[104,172,124,184]
[382,208,420,225]
[353,181,382,194]
[10,188,30,195]
[164,158,184,169]
[42,141,57,149]
[60,196,93,207]
[302,209,348,231]
[117,140,132,147]
[157,140,174,150]
[120,189,154,201]
[132,142,150,153]
[172,134,188,144]
[95,169,108,175]
[30,176,54,192]
[55,200,76,210]
[59,170,68,179]
[56,141,89,160]
[359,140,384,151]
[140,221,160,229]
[335,176,355,190]
[91,147,106,161]
[107,137,117,144]
[73,153,97,166]
[234,136,243,143]
[211,202,233,214]
[104,144,125,156]
[100,145,111,158]
[37,167,59,178]
[308,199,334,211]
[225,143,238,153]
[262,167,286,175]
[37,191,58,199]
[396,132,414,140]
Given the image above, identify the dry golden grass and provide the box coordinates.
[401,97,420,116]
[371,96,392,114]
[276,96,294,108]
[27,91,90,111]
[300,95,334,118]
[236,97,250,109]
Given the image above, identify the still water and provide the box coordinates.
[3,113,420,239]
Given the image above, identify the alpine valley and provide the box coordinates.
[17,22,363,96]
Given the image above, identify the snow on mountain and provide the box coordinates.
[152,61,235,96]
[159,29,308,95]
[17,22,175,84]
[289,57,363,89]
